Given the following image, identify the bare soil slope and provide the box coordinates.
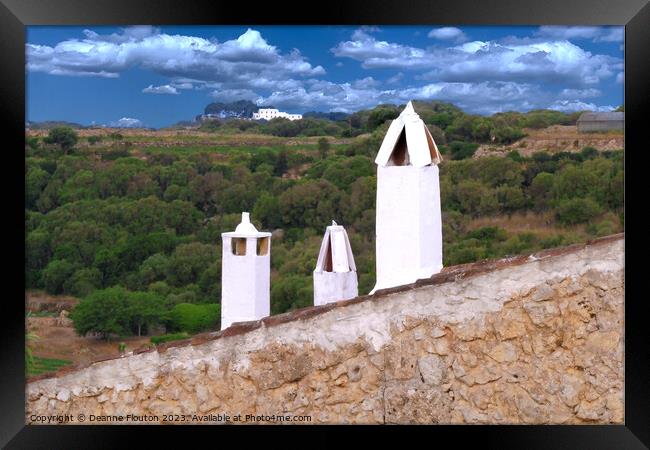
[474,125,623,159]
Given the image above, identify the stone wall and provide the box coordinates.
[26,234,624,425]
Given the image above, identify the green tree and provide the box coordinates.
[529,172,554,211]
[26,166,50,208]
[43,127,78,153]
[253,192,282,229]
[366,106,400,130]
[455,180,498,217]
[279,179,343,230]
[127,291,167,336]
[496,185,526,215]
[70,287,132,339]
[166,242,217,287]
[317,137,331,159]
[41,259,77,294]
[274,150,289,176]
[64,267,102,297]
[556,198,603,225]
[87,135,102,145]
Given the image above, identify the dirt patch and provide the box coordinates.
[473,125,624,159]
[27,315,152,367]
[26,291,78,313]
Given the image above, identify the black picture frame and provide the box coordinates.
[2,0,648,447]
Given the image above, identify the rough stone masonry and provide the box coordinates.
[26,234,624,424]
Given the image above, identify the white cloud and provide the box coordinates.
[427,27,467,43]
[28,26,622,118]
[616,72,624,84]
[255,78,615,116]
[332,30,426,65]
[26,27,325,91]
[386,72,403,84]
[548,100,614,112]
[352,76,380,89]
[142,84,179,95]
[172,82,194,90]
[210,88,259,102]
[351,26,381,41]
[332,31,622,87]
[110,117,143,128]
[558,88,601,99]
[536,26,623,43]
[396,81,541,115]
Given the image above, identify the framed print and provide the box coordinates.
[2,0,648,447]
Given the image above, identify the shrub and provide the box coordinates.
[586,212,619,237]
[466,226,508,242]
[444,239,488,265]
[556,198,602,225]
[43,127,78,152]
[41,259,78,295]
[447,141,479,160]
[540,234,565,249]
[70,286,132,339]
[580,146,598,159]
[500,232,538,256]
[151,332,190,345]
[170,303,220,333]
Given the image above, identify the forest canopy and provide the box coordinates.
[25,103,623,339]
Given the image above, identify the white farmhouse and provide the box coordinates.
[220,212,271,329]
[313,221,358,306]
[370,101,443,294]
[252,108,302,121]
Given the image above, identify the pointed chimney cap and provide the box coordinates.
[403,101,416,114]
[374,100,443,168]
[235,212,258,234]
[223,212,271,238]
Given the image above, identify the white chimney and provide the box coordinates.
[370,101,443,294]
[220,212,271,329]
[313,221,358,306]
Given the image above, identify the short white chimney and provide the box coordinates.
[370,101,443,294]
[220,212,271,329]
[313,221,358,306]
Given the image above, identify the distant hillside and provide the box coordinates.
[202,100,274,120]
[26,120,86,130]
[303,111,350,121]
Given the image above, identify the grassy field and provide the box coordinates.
[26,311,58,317]
[28,356,73,376]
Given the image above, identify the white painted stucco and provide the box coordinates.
[371,101,443,294]
[313,222,358,306]
[252,108,302,121]
[221,213,272,329]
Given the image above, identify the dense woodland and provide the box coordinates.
[25,101,624,339]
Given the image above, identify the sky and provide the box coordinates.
[26,25,624,128]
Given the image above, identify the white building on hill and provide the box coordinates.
[252,108,302,121]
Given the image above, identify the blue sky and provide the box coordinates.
[26,25,624,128]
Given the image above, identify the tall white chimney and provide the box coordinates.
[370,101,443,294]
[313,221,358,306]
[220,212,271,329]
